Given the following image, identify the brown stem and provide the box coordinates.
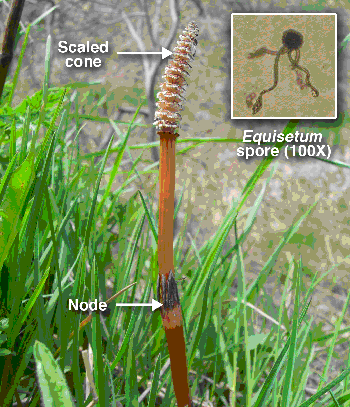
[165,323,191,406]
[155,21,199,406]
[158,135,176,277]
[157,133,191,406]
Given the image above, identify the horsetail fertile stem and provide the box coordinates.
[154,21,199,407]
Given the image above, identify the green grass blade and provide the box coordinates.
[33,340,75,407]
[19,105,31,162]
[6,24,32,107]
[96,101,146,215]
[297,368,350,407]
[29,6,58,28]
[1,320,38,406]
[245,198,319,302]
[110,310,138,371]
[327,392,350,407]
[125,334,138,406]
[83,135,114,248]
[91,257,107,405]
[253,297,312,407]
[32,36,52,142]
[9,119,16,161]
[147,354,162,407]
[281,258,301,406]
[238,120,299,209]
[34,88,68,172]
[185,161,279,323]
[316,274,350,393]
[0,152,20,206]
[18,266,51,329]
[236,220,253,405]
[138,190,158,243]
[188,266,215,367]
[0,151,35,271]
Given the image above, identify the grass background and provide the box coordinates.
[1,0,350,405]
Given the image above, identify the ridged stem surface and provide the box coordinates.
[158,136,176,278]
[158,134,191,406]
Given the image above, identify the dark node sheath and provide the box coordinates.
[165,270,180,309]
[157,270,180,311]
[157,274,167,306]
[99,305,112,317]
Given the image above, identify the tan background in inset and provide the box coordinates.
[232,14,336,118]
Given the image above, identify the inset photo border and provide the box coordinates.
[231,13,337,119]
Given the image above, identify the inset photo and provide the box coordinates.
[231,13,336,119]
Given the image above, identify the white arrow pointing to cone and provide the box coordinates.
[115,299,162,312]
[117,47,172,60]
